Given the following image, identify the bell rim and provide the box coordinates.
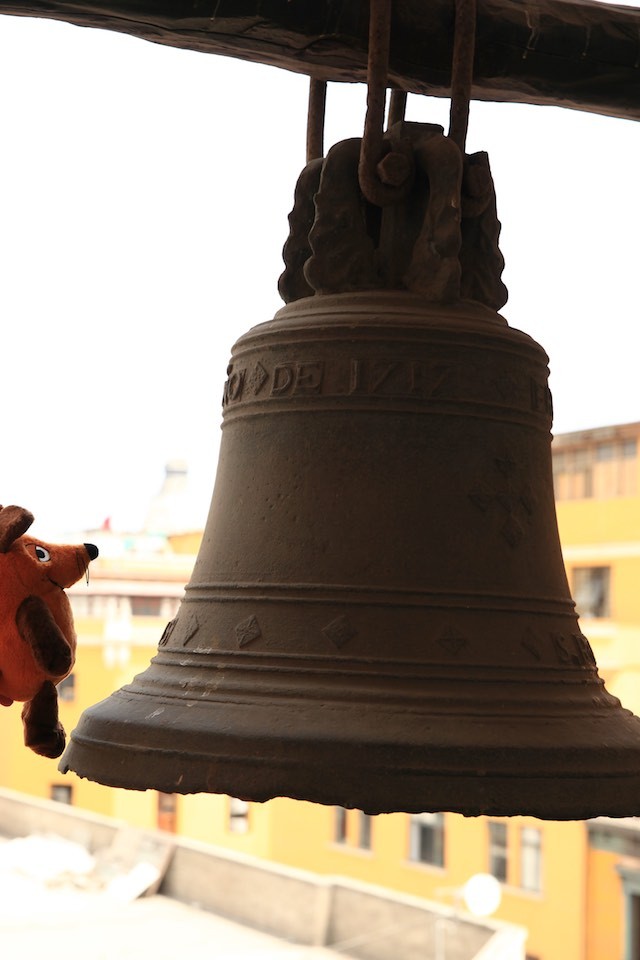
[60,685,640,819]
[60,732,640,821]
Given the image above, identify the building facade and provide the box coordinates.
[2,423,640,960]
[553,421,640,960]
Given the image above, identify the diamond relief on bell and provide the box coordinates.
[247,361,269,396]
[158,611,200,649]
[492,372,522,404]
[235,615,263,648]
[322,615,356,649]
[468,456,536,547]
[437,625,468,656]
[158,618,176,647]
[521,628,543,662]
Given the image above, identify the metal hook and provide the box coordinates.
[306,78,327,163]
[448,0,477,153]
[387,89,408,128]
[358,0,413,207]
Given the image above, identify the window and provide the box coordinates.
[57,673,75,702]
[228,797,250,834]
[50,784,72,805]
[334,807,348,844]
[157,792,177,833]
[520,826,542,892]
[409,813,445,867]
[488,821,508,882]
[596,443,615,461]
[358,812,372,850]
[131,596,164,617]
[573,566,611,618]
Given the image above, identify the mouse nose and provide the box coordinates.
[84,543,99,561]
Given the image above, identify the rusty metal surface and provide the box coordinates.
[358,0,396,206]
[280,121,507,309]
[449,0,477,150]
[306,79,327,163]
[0,0,638,120]
[60,292,640,818]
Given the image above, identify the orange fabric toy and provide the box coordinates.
[0,505,98,758]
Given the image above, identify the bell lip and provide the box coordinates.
[59,688,640,820]
[60,734,640,820]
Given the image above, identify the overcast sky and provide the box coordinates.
[0,12,637,536]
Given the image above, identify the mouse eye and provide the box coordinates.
[34,546,51,562]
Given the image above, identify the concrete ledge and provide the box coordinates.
[162,833,329,945]
[0,786,122,851]
[0,788,516,960]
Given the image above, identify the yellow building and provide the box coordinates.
[553,421,640,960]
[553,421,640,715]
[3,424,640,960]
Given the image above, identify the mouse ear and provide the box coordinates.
[0,505,34,553]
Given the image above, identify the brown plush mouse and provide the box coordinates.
[0,505,98,758]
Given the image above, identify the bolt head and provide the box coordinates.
[376,151,412,187]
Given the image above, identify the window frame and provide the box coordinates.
[520,825,543,893]
[358,812,372,851]
[50,783,73,805]
[228,796,250,834]
[488,820,508,883]
[408,812,445,868]
[334,807,348,844]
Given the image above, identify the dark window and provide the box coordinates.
[130,596,163,616]
[50,784,72,805]
[573,567,611,618]
[488,821,508,882]
[596,443,615,461]
[358,812,372,850]
[157,792,177,833]
[409,813,445,867]
[334,807,348,844]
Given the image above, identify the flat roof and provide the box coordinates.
[0,874,341,959]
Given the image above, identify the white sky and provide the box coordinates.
[0,13,637,536]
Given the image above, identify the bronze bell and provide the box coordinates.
[59,119,640,819]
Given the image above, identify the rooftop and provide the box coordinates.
[0,789,524,960]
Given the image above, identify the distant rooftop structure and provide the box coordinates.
[552,420,640,501]
[143,459,208,537]
[553,421,640,450]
